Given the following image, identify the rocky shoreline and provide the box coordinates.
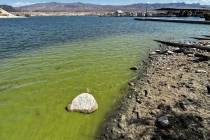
[97,39,210,140]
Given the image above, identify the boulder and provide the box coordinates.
[67,93,98,113]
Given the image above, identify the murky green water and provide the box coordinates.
[0,17,210,140]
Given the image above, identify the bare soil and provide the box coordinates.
[97,41,210,140]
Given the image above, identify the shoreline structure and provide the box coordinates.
[134,18,210,25]
[98,38,210,139]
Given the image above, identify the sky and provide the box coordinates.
[1,0,210,7]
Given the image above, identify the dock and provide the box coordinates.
[134,18,210,25]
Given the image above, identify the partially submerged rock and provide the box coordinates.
[149,51,157,55]
[130,66,138,71]
[67,93,98,113]
[155,50,161,53]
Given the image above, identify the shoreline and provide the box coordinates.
[97,39,210,139]
[96,52,151,138]
[0,16,25,18]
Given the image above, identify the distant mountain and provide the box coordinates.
[0,5,17,12]
[17,2,208,12]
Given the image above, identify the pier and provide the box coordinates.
[134,18,210,25]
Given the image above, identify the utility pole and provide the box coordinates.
[145,2,150,17]
[146,7,148,17]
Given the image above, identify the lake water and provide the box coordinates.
[0,16,210,140]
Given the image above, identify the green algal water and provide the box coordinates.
[0,34,154,140]
[1,16,210,140]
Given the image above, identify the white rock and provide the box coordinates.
[187,54,194,57]
[167,50,174,55]
[149,51,156,55]
[155,50,161,53]
[67,93,98,113]
[196,70,207,73]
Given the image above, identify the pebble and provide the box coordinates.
[195,70,207,73]
[128,82,135,86]
[144,90,148,97]
[150,52,156,55]
[167,50,174,55]
[173,48,183,53]
[207,85,210,95]
[136,98,142,104]
[157,116,170,127]
[118,115,127,129]
[187,54,194,57]
[155,50,161,53]
[178,101,187,111]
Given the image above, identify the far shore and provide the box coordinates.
[12,12,101,17]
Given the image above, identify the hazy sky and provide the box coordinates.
[1,0,210,7]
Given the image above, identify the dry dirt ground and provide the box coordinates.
[98,41,210,140]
